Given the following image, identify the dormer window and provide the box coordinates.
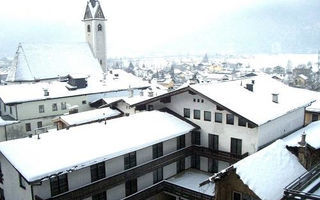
[98,24,102,31]
[87,25,91,32]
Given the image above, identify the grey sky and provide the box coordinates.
[0,0,319,57]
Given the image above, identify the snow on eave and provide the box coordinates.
[283,120,320,149]
[0,111,196,183]
[233,140,306,200]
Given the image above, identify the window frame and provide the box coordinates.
[312,114,318,122]
[90,162,106,182]
[97,24,102,31]
[50,174,69,197]
[37,121,42,128]
[177,159,185,173]
[124,152,136,170]
[183,108,190,118]
[92,191,106,200]
[193,109,200,120]
[231,138,242,156]
[25,123,31,132]
[61,102,67,110]
[52,103,58,111]
[204,111,211,121]
[226,114,234,125]
[153,167,163,184]
[19,174,26,189]
[208,158,218,173]
[39,105,45,113]
[209,134,219,151]
[191,131,201,145]
[177,135,185,150]
[238,117,247,127]
[191,155,200,169]
[215,112,222,123]
[125,179,137,196]
[153,143,163,159]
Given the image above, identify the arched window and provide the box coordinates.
[98,24,102,31]
[87,25,91,33]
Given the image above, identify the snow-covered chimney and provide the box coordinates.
[148,88,154,97]
[298,132,306,146]
[272,93,279,103]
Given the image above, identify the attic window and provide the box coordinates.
[98,24,102,31]
[87,25,91,33]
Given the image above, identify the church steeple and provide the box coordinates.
[82,0,107,74]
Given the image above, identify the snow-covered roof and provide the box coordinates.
[0,117,17,126]
[283,120,320,149]
[167,169,215,196]
[191,75,316,125]
[6,43,102,82]
[0,69,149,104]
[0,111,196,182]
[306,100,320,113]
[56,107,121,126]
[298,74,308,80]
[233,140,306,200]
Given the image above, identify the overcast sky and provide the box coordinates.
[0,0,319,57]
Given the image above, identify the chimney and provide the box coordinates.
[298,132,306,146]
[246,83,253,92]
[148,88,154,97]
[43,88,49,96]
[272,93,279,103]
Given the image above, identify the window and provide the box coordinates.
[90,162,105,182]
[233,191,242,200]
[82,100,87,104]
[226,114,234,125]
[100,60,103,65]
[124,152,136,170]
[231,138,242,156]
[238,117,247,127]
[3,105,6,113]
[177,135,185,150]
[183,108,190,118]
[216,105,224,111]
[37,121,42,128]
[194,109,200,120]
[125,179,137,196]
[92,192,106,200]
[248,122,255,128]
[52,103,58,111]
[153,167,163,184]
[9,107,12,115]
[25,123,31,132]
[147,105,154,111]
[215,112,222,123]
[153,143,163,159]
[201,99,204,103]
[39,105,45,113]
[61,102,67,110]
[19,174,26,189]
[50,174,68,196]
[208,158,218,173]
[204,111,211,121]
[87,24,91,32]
[177,159,185,173]
[193,98,196,102]
[191,131,200,145]
[197,99,200,102]
[98,24,102,31]
[312,114,318,122]
[209,134,219,151]
[0,188,4,200]
[191,155,200,169]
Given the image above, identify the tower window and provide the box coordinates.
[87,25,91,32]
[98,24,102,31]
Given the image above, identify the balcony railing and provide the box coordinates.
[45,146,246,200]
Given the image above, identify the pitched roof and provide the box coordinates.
[0,111,196,182]
[233,140,306,200]
[6,43,102,82]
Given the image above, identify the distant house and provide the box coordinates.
[295,74,308,88]
[52,107,122,130]
[0,69,149,141]
[305,100,320,125]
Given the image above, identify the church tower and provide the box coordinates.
[83,0,107,73]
